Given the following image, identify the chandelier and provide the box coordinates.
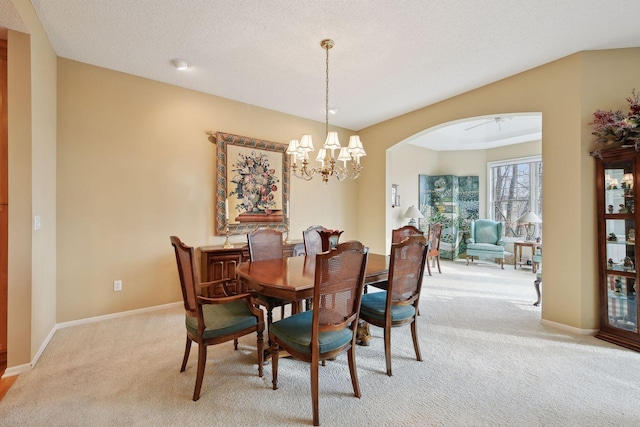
[287,39,366,183]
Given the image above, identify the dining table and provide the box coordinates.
[236,253,390,313]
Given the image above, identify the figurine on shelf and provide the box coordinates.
[628,229,636,243]
[608,258,614,269]
[608,232,618,241]
[619,204,629,214]
[623,256,635,270]
[614,278,622,293]
[608,204,614,214]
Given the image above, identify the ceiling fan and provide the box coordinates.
[464,116,511,131]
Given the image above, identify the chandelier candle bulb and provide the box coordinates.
[225,198,229,221]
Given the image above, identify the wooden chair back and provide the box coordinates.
[427,223,442,254]
[391,225,423,243]
[303,225,328,256]
[247,227,284,261]
[170,235,200,314]
[426,222,443,275]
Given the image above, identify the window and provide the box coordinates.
[488,156,542,238]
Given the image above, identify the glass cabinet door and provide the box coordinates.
[604,161,637,333]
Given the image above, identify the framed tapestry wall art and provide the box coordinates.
[210,131,290,235]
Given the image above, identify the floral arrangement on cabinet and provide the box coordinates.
[590,89,640,155]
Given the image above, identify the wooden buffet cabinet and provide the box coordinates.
[198,241,304,282]
[595,146,640,351]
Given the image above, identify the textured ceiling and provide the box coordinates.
[5,1,640,134]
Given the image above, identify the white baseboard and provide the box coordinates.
[56,301,181,330]
[541,318,598,335]
[2,363,31,378]
[1,301,182,378]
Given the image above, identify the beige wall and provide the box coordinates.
[6,0,57,369]
[357,48,640,330]
[56,59,360,322]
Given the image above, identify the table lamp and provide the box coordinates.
[404,205,423,227]
[517,211,542,241]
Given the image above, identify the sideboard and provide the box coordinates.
[198,241,304,282]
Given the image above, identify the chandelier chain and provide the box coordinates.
[325,42,330,138]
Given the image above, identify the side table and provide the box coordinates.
[513,240,540,273]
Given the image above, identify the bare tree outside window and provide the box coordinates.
[489,157,542,239]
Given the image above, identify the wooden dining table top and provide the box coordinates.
[236,253,389,302]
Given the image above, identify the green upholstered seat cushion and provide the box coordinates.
[185,300,257,340]
[269,310,353,355]
[360,291,415,322]
[466,243,505,254]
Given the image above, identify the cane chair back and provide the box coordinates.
[248,227,284,261]
[391,224,423,244]
[303,225,329,256]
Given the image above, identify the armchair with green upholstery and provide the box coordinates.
[465,219,506,269]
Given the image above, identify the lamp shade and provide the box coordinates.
[517,211,542,224]
[404,205,424,219]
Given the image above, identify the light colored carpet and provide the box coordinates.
[2,259,640,426]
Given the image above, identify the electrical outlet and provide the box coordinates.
[113,280,122,292]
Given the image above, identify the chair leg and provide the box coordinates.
[193,343,207,401]
[311,355,320,426]
[180,336,191,372]
[466,255,471,265]
[271,342,279,390]
[411,318,422,362]
[436,255,442,274]
[234,338,238,350]
[534,279,542,306]
[384,324,392,376]
[426,255,432,276]
[347,346,361,398]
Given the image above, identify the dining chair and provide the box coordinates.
[247,227,291,326]
[269,240,369,426]
[170,236,265,401]
[426,222,443,275]
[303,225,328,256]
[391,224,423,243]
[359,235,428,376]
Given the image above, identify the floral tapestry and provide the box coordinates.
[211,131,290,235]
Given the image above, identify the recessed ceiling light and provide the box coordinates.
[170,58,190,70]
